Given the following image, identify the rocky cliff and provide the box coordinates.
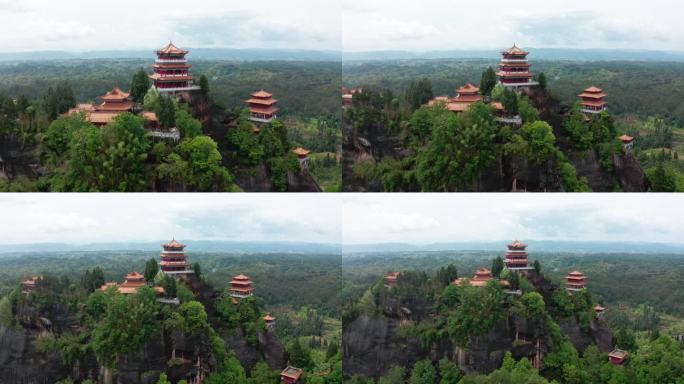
[343,271,614,379]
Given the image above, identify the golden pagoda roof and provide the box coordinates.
[100,87,130,101]
[263,314,276,321]
[292,147,311,156]
[618,134,634,143]
[281,366,303,380]
[251,90,273,98]
[457,82,480,94]
[165,238,185,247]
[157,42,188,55]
[503,44,529,55]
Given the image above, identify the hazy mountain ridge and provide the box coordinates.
[0,240,341,255]
[0,48,342,62]
[343,240,684,255]
[343,48,684,62]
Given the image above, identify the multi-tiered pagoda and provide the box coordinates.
[498,45,537,89]
[579,86,608,114]
[505,240,533,270]
[246,90,279,123]
[159,238,194,275]
[566,271,586,293]
[230,274,254,299]
[150,42,199,94]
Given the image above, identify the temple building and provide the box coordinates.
[150,42,199,94]
[342,87,363,109]
[292,147,311,170]
[427,83,505,116]
[63,87,153,127]
[100,271,165,295]
[579,86,608,115]
[608,348,629,365]
[566,271,586,293]
[384,272,401,287]
[498,45,537,89]
[230,274,254,299]
[505,240,533,270]
[618,134,634,152]
[159,238,194,275]
[454,268,491,287]
[595,304,606,320]
[246,90,279,123]
[280,366,303,383]
[21,276,42,294]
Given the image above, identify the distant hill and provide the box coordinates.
[0,240,340,255]
[343,240,684,255]
[343,48,684,62]
[0,48,342,62]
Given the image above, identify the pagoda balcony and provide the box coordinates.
[230,292,253,298]
[501,58,529,63]
[581,107,607,114]
[163,269,195,275]
[156,59,188,64]
[500,80,539,88]
[161,250,186,254]
[496,116,523,125]
[249,116,277,123]
[156,85,201,93]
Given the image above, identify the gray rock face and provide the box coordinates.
[224,327,287,374]
[0,325,70,384]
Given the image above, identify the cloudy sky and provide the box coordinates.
[343,0,682,52]
[0,194,341,245]
[0,0,341,52]
[343,194,684,245]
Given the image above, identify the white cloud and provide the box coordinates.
[0,194,342,245]
[0,0,341,51]
[343,0,684,52]
[342,194,684,245]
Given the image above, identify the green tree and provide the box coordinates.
[156,373,170,384]
[537,72,547,90]
[249,361,277,384]
[143,87,160,111]
[45,114,93,157]
[144,258,158,282]
[520,292,545,318]
[92,286,161,368]
[162,275,177,298]
[378,366,405,384]
[480,67,497,97]
[491,256,504,278]
[288,339,314,370]
[416,103,498,191]
[159,135,234,191]
[130,69,151,103]
[409,359,437,384]
[193,262,202,277]
[648,164,677,192]
[405,78,434,110]
[438,358,461,384]
[199,75,210,96]
[501,88,519,115]
[178,301,209,334]
[175,109,202,138]
[155,96,176,129]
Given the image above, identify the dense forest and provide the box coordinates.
[342,251,684,383]
[343,59,684,191]
[0,59,341,191]
[0,251,342,383]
